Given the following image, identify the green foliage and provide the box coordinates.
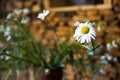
[0,15,103,80]
[0,18,83,71]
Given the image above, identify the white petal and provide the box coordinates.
[74,21,80,27]
[37,13,43,19]
[81,36,85,43]
[86,35,89,43]
[90,34,95,40]
[87,35,91,43]
[43,10,50,16]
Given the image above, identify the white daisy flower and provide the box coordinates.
[37,10,50,20]
[73,21,96,43]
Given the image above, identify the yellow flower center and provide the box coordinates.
[81,26,89,34]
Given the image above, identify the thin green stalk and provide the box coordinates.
[34,67,43,80]
[11,39,32,45]
[0,53,32,64]
[5,69,12,80]
[45,18,60,50]
[45,18,58,39]
[91,39,95,50]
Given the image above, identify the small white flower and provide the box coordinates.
[45,69,50,74]
[37,10,50,20]
[97,27,101,32]
[4,31,10,37]
[5,56,10,60]
[97,23,104,31]
[101,60,108,64]
[4,27,11,37]
[99,69,105,74]
[88,51,94,55]
[0,55,4,59]
[73,21,96,43]
[14,8,29,16]
[92,22,96,25]
[6,13,14,19]
[22,8,30,14]
[16,70,20,75]
[60,64,65,67]
[0,25,4,32]
[105,54,112,61]
[6,51,10,54]
[113,57,117,62]
[101,55,106,60]
[6,36,11,41]
[112,40,118,48]
[14,9,21,16]
[21,17,30,24]
[106,43,112,51]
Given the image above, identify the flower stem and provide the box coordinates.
[45,18,60,50]
[5,69,12,80]
[91,39,95,51]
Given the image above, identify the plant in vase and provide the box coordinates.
[0,11,80,80]
[35,10,80,80]
[37,10,103,80]
[0,10,102,80]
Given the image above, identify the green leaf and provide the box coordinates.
[67,48,74,64]
[54,52,61,66]
[85,43,101,54]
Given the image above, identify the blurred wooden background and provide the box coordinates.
[0,0,120,80]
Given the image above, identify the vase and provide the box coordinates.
[35,67,63,80]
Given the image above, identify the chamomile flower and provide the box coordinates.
[73,21,96,43]
[37,10,50,20]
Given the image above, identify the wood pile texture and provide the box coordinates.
[0,0,120,80]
